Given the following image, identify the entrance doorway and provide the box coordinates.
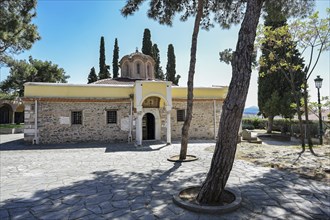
[0,104,12,124]
[142,113,155,140]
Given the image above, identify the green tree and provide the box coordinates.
[166,44,180,85]
[152,44,164,80]
[0,0,40,63]
[258,5,304,133]
[112,38,119,78]
[99,36,110,79]
[258,26,308,152]
[0,56,69,96]
[142,28,152,56]
[257,9,329,152]
[293,10,330,148]
[87,67,98,84]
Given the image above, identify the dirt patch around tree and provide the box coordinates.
[205,137,330,182]
[167,155,198,162]
[173,186,241,214]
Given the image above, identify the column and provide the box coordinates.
[11,110,15,124]
[136,111,143,146]
[166,110,171,145]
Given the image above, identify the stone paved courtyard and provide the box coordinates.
[0,134,329,219]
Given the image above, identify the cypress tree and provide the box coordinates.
[87,67,98,84]
[152,44,164,80]
[112,38,119,78]
[166,44,180,85]
[142,28,152,56]
[99,36,110,79]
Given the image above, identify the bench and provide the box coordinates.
[241,129,262,144]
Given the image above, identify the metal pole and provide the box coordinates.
[317,87,323,145]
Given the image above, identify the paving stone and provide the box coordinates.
[84,213,105,220]
[177,212,199,220]
[138,214,156,220]
[86,204,103,214]
[319,205,330,217]
[112,192,129,201]
[262,206,288,217]
[31,203,56,213]
[102,209,130,219]
[132,208,152,218]
[0,209,9,220]
[68,208,93,219]
[130,195,150,205]
[85,194,112,205]
[152,206,177,219]
[167,203,185,215]
[111,200,130,209]
[250,214,277,220]
[37,210,69,220]
[1,139,329,220]
[98,201,117,214]
[111,213,136,220]
[130,202,147,211]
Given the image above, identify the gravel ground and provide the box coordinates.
[205,133,330,183]
[236,140,330,182]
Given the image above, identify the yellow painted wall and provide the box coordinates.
[24,82,228,100]
[24,83,134,98]
[172,87,228,99]
[141,82,168,101]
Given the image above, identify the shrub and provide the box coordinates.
[242,118,321,137]
[242,118,266,129]
[242,123,254,130]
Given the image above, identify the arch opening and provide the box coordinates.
[0,104,13,124]
[142,113,155,140]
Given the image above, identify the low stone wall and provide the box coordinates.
[0,128,23,134]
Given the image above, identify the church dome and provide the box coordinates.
[119,50,155,80]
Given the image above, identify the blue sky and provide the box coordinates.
[1,0,329,108]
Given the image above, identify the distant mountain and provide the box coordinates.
[244,106,259,115]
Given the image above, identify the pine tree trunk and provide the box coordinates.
[267,115,274,133]
[196,0,263,204]
[179,0,203,160]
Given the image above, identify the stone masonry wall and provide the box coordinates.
[25,101,131,144]
[170,100,222,140]
[24,99,222,144]
[24,102,36,143]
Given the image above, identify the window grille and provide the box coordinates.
[71,111,82,124]
[177,109,185,122]
[107,110,117,124]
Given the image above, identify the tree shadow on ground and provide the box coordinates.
[0,139,26,151]
[0,162,187,220]
[105,141,170,153]
[1,157,329,219]
[0,138,172,152]
[234,166,329,219]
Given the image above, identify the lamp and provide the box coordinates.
[314,75,323,145]
[314,75,323,89]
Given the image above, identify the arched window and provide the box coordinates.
[126,64,129,77]
[147,65,150,78]
[137,63,140,74]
